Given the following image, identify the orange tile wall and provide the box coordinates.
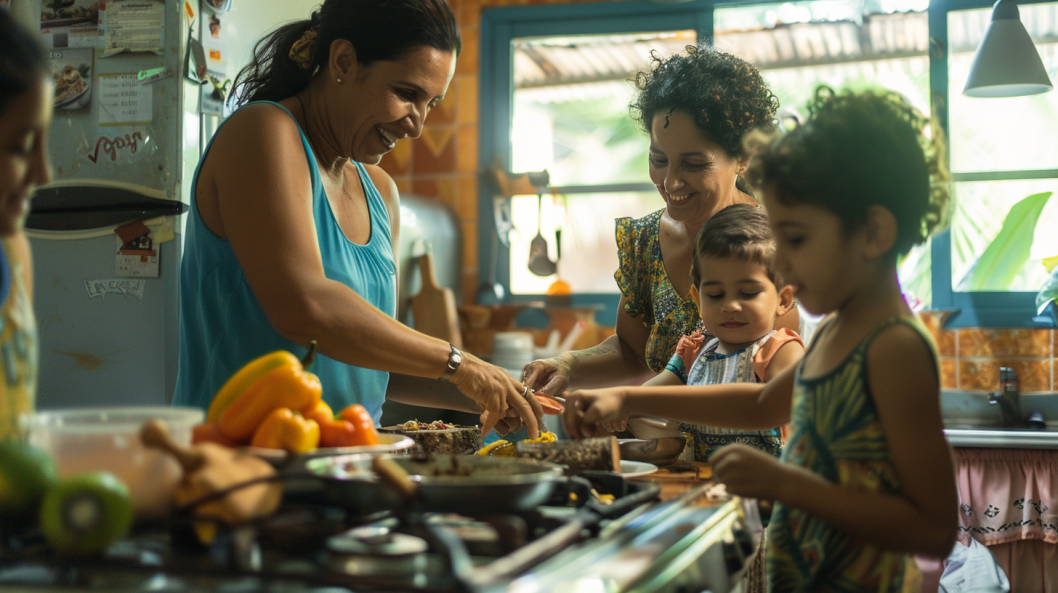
[919,311,1056,392]
[379,0,605,304]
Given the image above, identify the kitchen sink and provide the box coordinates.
[941,390,1058,449]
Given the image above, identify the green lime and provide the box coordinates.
[0,441,57,524]
[40,472,133,556]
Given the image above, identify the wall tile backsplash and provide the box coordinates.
[919,311,1055,392]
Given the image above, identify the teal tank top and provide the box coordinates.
[173,101,396,424]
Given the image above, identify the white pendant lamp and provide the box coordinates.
[963,0,1053,97]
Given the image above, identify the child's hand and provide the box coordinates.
[561,388,627,439]
[709,444,787,500]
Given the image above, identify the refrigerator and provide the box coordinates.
[19,0,206,409]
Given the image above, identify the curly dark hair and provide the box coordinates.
[630,44,779,159]
[745,87,950,260]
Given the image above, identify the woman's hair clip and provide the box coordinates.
[289,28,318,70]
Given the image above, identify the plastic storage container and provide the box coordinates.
[22,407,203,519]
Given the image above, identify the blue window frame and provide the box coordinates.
[480,1,713,325]
[928,0,1058,329]
[481,0,1056,329]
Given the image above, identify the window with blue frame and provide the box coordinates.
[480,0,1057,328]
[932,0,1058,328]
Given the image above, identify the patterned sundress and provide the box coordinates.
[615,210,703,372]
[767,316,937,592]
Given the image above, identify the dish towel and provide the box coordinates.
[951,448,1058,592]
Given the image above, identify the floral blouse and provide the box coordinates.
[615,209,703,373]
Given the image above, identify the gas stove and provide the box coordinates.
[0,474,757,592]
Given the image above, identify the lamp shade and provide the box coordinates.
[963,0,1053,97]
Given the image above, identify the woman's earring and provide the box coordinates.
[336,78,342,83]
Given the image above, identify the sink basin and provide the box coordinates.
[942,390,1058,448]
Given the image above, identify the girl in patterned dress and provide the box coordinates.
[0,10,50,440]
[563,88,958,592]
[641,204,803,462]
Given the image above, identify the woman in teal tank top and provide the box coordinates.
[174,0,543,438]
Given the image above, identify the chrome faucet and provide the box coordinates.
[988,367,1022,427]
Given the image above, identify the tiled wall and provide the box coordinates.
[379,0,601,304]
[919,311,1056,392]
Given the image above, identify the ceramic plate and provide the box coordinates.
[619,460,658,478]
[248,433,415,463]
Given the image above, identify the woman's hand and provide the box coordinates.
[522,354,576,396]
[561,387,628,439]
[451,353,543,439]
[709,444,787,500]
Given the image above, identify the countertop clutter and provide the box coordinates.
[0,431,757,593]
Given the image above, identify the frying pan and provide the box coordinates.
[306,454,565,516]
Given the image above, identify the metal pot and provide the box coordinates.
[618,438,687,467]
[306,454,565,516]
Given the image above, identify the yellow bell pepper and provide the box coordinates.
[218,341,323,441]
[250,408,320,453]
[207,341,320,424]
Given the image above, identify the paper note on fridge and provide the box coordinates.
[97,74,153,126]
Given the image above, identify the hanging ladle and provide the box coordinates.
[528,189,557,277]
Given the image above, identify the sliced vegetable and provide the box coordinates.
[535,393,564,415]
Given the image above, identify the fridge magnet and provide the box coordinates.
[201,69,231,115]
[208,13,221,39]
[84,129,155,164]
[96,74,152,127]
[114,220,159,278]
[203,0,233,15]
[99,0,165,57]
[47,48,93,111]
[40,0,100,49]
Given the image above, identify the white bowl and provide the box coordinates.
[23,407,203,519]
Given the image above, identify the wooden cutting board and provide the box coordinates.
[411,252,462,348]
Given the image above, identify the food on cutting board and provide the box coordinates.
[0,441,57,524]
[477,430,557,457]
[39,472,133,556]
[380,421,481,455]
[481,436,619,473]
[198,341,380,453]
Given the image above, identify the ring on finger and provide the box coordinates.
[521,386,530,398]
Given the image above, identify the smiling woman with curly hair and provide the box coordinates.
[523,43,798,421]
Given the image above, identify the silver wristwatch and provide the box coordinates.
[438,343,462,382]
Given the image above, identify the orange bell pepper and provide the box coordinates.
[219,341,323,441]
[318,418,361,448]
[250,408,320,453]
[337,404,380,446]
[302,400,334,427]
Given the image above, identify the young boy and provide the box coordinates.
[646,204,803,461]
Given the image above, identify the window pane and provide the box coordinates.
[509,192,664,295]
[948,4,1058,173]
[716,0,930,308]
[715,4,930,120]
[511,31,696,186]
[951,179,1058,292]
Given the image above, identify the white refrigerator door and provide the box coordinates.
[30,233,180,409]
